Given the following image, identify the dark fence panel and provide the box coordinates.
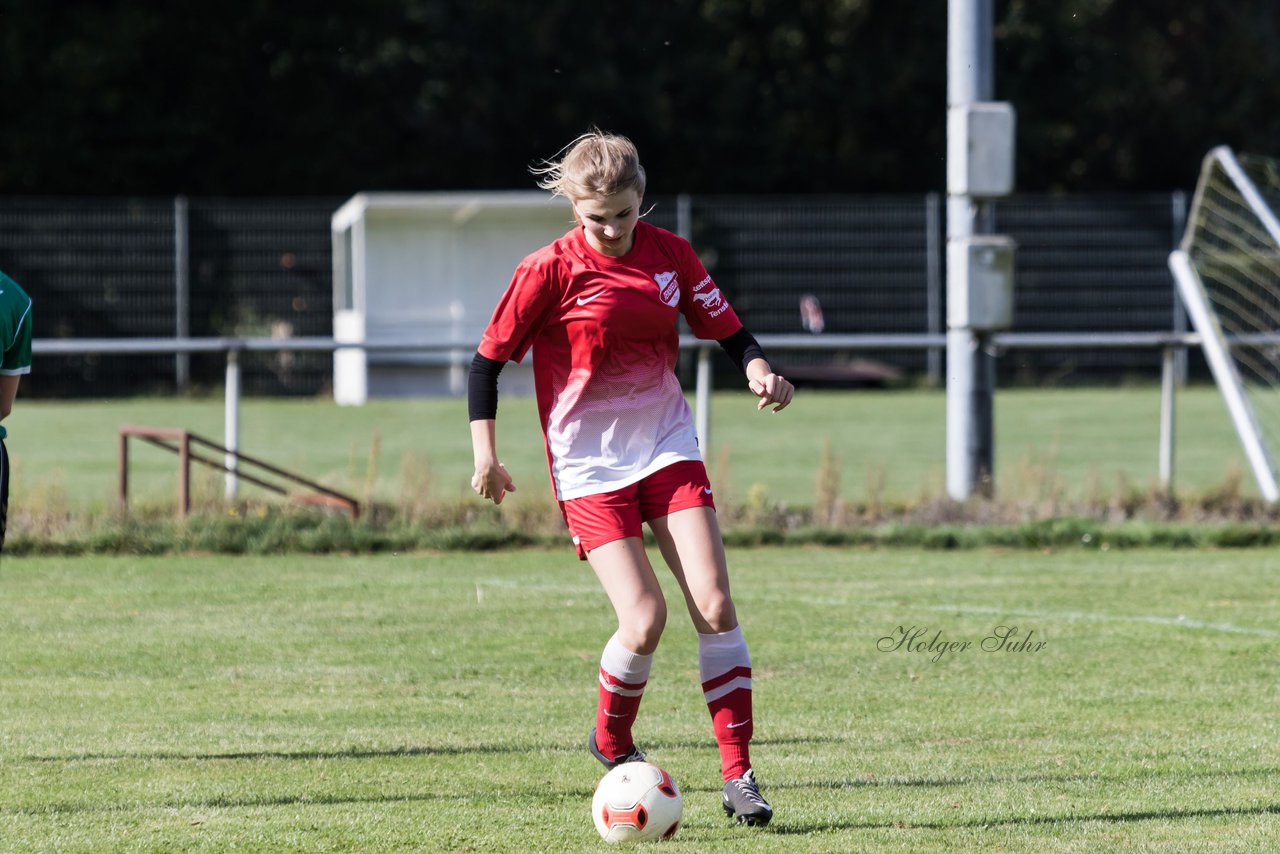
[689,195,937,386]
[186,198,340,394]
[1,192,1194,397]
[995,194,1186,383]
[0,197,176,395]
[0,196,341,396]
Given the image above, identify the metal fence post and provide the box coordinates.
[225,347,240,501]
[174,195,190,390]
[117,430,129,509]
[695,344,712,453]
[946,0,999,499]
[179,431,191,518]
[1159,345,1176,492]
[1170,190,1189,385]
[679,193,710,447]
[676,193,693,243]
[925,192,943,386]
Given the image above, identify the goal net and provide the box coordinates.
[1170,147,1280,500]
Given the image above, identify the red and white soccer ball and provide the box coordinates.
[591,761,683,843]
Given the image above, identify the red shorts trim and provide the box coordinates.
[559,460,716,559]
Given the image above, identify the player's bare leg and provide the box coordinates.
[649,507,772,826]
[649,506,735,634]
[585,537,666,768]
[587,536,667,653]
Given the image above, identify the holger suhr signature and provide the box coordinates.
[877,625,1047,663]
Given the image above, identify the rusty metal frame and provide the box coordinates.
[118,426,359,519]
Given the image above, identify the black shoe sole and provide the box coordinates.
[588,727,644,771]
[723,802,773,827]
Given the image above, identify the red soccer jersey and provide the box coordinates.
[479,221,743,500]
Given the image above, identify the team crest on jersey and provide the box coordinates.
[654,271,681,307]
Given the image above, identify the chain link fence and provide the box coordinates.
[0,192,1190,397]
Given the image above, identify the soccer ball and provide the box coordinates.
[591,761,683,843]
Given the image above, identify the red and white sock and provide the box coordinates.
[594,633,653,760]
[699,625,754,781]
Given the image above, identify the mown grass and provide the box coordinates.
[0,547,1277,851]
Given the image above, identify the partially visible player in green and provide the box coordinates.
[0,270,33,552]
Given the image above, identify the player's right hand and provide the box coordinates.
[472,462,517,504]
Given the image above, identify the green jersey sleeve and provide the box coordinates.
[0,273,33,376]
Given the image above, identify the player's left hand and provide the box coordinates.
[748,373,794,412]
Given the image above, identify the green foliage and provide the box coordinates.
[2,1,1277,193]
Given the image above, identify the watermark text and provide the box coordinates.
[877,625,1047,663]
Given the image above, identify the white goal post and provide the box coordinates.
[1168,146,1280,502]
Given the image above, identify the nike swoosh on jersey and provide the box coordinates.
[576,291,605,306]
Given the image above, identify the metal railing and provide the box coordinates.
[118,425,360,517]
[33,332,1202,499]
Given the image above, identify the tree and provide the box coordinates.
[0,0,1276,194]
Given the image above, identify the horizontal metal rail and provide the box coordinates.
[33,331,1206,355]
[33,332,1204,502]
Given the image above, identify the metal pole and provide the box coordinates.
[676,193,693,243]
[1170,190,1189,385]
[174,195,190,389]
[679,194,706,438]
[1159,345,1176,492]
[946,0,996,499]
[695,345,712,453]
[225,348,240,501]
[179,433,191,519]
[1170,250,1279,501]
[925,193,943,386]
[1214,146,1280,245]
[117,430,129,510]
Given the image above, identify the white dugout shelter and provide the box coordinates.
[331,192,572,403]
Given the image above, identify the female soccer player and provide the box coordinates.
[468,131,792,827]
[0,269,33,553]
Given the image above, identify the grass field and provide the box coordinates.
[2,386,1258,517]
[1,546,1276,851]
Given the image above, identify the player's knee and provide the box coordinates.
[696,592,737,634]
[621,598,667,652]
[641,599,668,646]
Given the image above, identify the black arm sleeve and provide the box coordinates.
[467,352,506,421]
[716,327,767,375]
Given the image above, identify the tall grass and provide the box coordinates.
[5,386,1278,554]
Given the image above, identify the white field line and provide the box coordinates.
[472,577,600,593]
[918,603,1280,638]
[472,577,601,605]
